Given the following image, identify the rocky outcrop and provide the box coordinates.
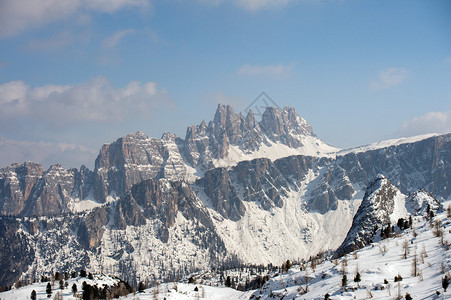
[0,162,44,215]
[77,206,109,249]
[336,175,404,255]
[0,163,93,216]
[405,189,441,216]
[336,133,451,200]
[0,217,35,288]
[199,167,246,221]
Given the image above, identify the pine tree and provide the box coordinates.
[225,276,231,287]
[46,282,52,298]
[138,281,146,293]
[72,283,78,294]
[354,272,361,287]
[342,274,347,288]
[443,275,449,292]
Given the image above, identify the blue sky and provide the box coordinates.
[0,0,450,169]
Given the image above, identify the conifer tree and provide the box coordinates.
[443,275,449,292]
[342,274,347,289]
[354,272,361,287]
[46,282,52,298]
[31,290,37,300]
[72,283,78,294]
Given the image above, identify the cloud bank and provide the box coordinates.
[0,77,169,128]
[399,110,451,137]
[0,0,150,38]
[0,138,98,169]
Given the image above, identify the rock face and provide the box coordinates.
[0,217,35,288]
[405,189,441,216]
[0,162,93,216]
[336,133,451,200]
[336,174,445,257]
[0,104,450,289]
[336,175,404,255]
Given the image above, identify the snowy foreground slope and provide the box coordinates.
[2,200,450,299]
[244,203,451,299]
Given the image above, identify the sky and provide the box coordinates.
[0,0,450,169]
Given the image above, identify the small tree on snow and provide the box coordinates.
[299,269,311,294]
[411,248,419,277]
[354,272,361,287]
[402,239,409,259]
[46,282,52,298]
[354,264,361,287]
[394,274,403,299]
[72,283,78,294]
[342,274,347,289]
[443,275,449,292]
[31,290,37,300]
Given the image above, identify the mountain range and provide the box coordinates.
[0,104,450,289]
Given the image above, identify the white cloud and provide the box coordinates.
[0,137,98,169]
[200,0,296,11]
[0,77,170,127]
[102,29,135,48]
[445,55,451,64]
[0,0,150,38]
[369,67,408,91]
[238,63,294,77]
[399,111,451,137]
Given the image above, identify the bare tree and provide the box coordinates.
[433,220,443,238]
[402,239,409,259]
[411,247,419,277]
[298,269,311,295]
[341,256,348,275]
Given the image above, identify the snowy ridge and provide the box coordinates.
[338,133,440,156]
[213,135,338,168]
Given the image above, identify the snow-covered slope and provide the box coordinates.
[246,200,451,300]
[338,133,440,156]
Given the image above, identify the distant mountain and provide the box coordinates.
[0,104,450,288]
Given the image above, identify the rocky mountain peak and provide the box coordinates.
[336,175,405,255]
[213,104,238,127]
[260,106,314,137]
[161,132,177,141]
